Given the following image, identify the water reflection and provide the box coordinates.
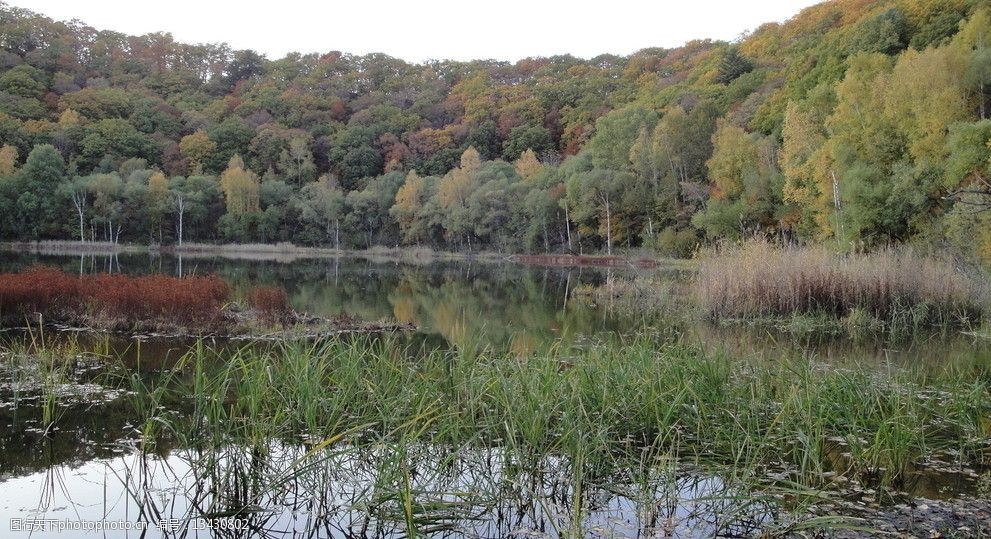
[0,252,628,351]
[0,441,777,538]
[3,252,990,536]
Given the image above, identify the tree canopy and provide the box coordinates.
[2,1,991,260]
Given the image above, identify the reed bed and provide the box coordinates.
[120,335,991,496]
[0,266,230,328]
[9,333,990,534]
[695,241,985,329]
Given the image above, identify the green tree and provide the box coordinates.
[296,175,346,248]
[16,144,65,239]
[278,137,317,185]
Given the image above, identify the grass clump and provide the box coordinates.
[695,241,985,331]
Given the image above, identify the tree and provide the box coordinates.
[60,176,90,243]
[514,149,543,181]
[77,118,157,171]
[171,189,186,247]
[848,8,909,55]
[207,117,255,173]
[86,173,125,243]
[436,167,474,248]
[391,170,432,244]
[885,46,968,166]
[943,120,991,220]
[566,167,632,255]
[587,106,658,170]
[278,137,317,185]
[147,171,170,242]
[942,122,991,260]
[715,48,754,84]
[707,123,757,200]
[502,125,553,161]
[295,175,345,248]
[956,8,991,120]
[219,155,261,215]
[460,146,482,173]
[780,85,835,238]
[16,144,65,239]
[694,123,783,239]
[169,175,223,245]
[178,130,216,173]
[0,145,17,176]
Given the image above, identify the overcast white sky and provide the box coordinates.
[10,0,821,62]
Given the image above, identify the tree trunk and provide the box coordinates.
[603,193,612,256]
[176,195,185,247]
[981,81,986,120]
[77,207,85,243]
[542,219,549,252]
[335,219,340,250]
[564,204,572,251]
[72,193,86,243]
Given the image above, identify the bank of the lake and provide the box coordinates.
[0,240,669,268]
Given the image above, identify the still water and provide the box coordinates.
[1,251,989,537]
[0,252,633,351]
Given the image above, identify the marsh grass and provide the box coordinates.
[128,336,990,503]
[2,326,112,435]
[695,241,986,332]
[10,331,989,534]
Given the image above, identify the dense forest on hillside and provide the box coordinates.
[1,0,990,258]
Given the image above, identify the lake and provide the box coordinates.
[1,251,989,537]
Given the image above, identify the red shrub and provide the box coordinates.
[0,266,79,319]
[247,286,292,325]
[0,266,230,328]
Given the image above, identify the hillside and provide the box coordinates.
[0,0,989,258]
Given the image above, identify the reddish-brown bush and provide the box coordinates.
[247,286,292,325]
[0,266,230,328]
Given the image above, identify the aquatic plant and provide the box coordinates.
[695,241,986,329]
[137,335,991,497]
[246,286,292,325]
[0,266,230,329]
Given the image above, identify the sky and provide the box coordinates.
[9,0,822,62]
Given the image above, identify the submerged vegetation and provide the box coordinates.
[2,252,991,534]
[154,336,991,488]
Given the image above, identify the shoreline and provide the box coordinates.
[0,240,670,268]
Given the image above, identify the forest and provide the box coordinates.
[1,0,991,259]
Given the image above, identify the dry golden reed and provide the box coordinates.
[695,241,983,326]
